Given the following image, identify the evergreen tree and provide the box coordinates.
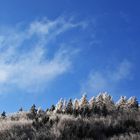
[62,100,67,113]
[116,96,127,109]
[89,96,95,109]
[101,104,108,116]
[79,94,89,116]
[95,92,115,112]
[19,107,23,112]
[127,97,139,109]
[1,111,6,118]
[95,93,104,105]
[73,99,79,110]
[73,99,79,116]
[88,97,95,115]
[80,94,88,108]
[66,99,73,114]
[82,105,90,117]
[93,105,100,114]
[55,98,63,113]
[50,104,55,112]
[37,107,44,115]
[30,104,37,116]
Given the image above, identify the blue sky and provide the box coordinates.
[0,0,140,112]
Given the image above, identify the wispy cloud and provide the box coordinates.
[82,59,133,95]
[0,17,85,94]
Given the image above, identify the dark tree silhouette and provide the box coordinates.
[66,99,73,114]
[1,111,6,118]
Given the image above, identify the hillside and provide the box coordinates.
[0,92,140,140]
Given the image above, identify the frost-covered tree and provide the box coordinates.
[66,99,73,114]
[116,96,127,109]
[73,98,79,110]
[102,92,115,111]
[94,92,116,115]
[37,107,44,115]
[50,104,55,112]
[55,98,63,113]
[62,100,67,113]
[79,94,90,116]
[95,93,104,106]
[80,93,88,108]
[95,92,115,110]
[89,96,100,115]
[101,104,108,116]
[52,92,139,116]
[30,104,37,116]
[89,96,95,109]
[73,98,79,116]
[127,97,139,108]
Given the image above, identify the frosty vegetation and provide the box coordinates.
[0,92,140,140]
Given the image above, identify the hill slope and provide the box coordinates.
[0,92,140,140]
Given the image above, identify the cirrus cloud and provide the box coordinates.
[82,59,133,95]
[0,17,86,94]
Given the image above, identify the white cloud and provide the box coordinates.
[82,59,132,94]
[111,59,132,81]
[0,17,84,94]
[28,17,87,42]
